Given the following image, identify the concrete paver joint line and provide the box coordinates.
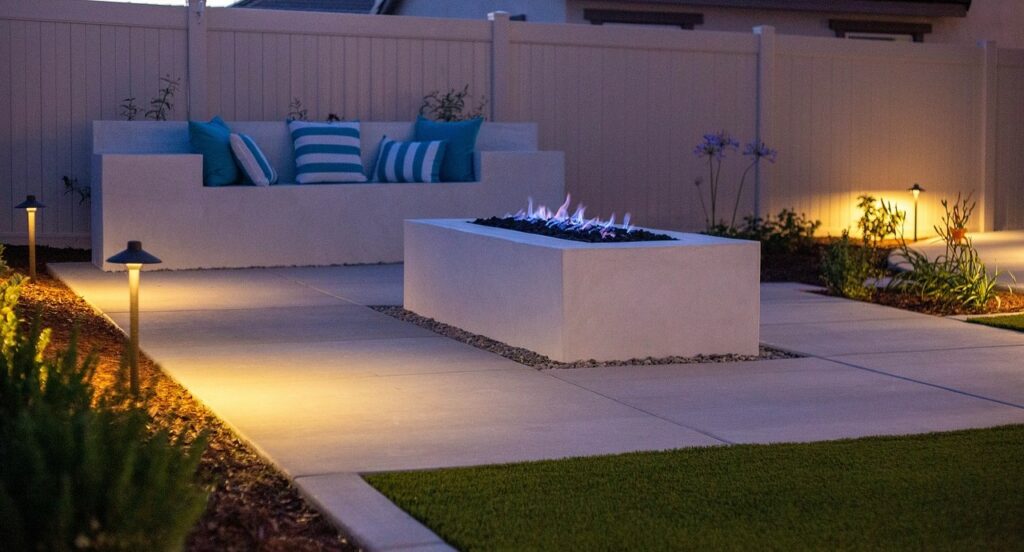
[822,355,1024,411]
[545,372,735,445]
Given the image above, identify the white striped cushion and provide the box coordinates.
[372,136,447,183]
[288,120,367,184]
[229,133,277,186]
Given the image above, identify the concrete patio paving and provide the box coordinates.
[48,263,1024,551]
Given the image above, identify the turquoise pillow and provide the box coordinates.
[413,116,482,182]
[189,116,239,186]
[372,136,447,183]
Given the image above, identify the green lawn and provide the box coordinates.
[366,426,1024,551]
[967,314,1024,332]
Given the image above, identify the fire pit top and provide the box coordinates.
[472,195,677,243]
[409,219,745,251]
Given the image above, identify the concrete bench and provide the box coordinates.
[91,120,564,270]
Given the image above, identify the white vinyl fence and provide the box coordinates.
[0,0,1022,246]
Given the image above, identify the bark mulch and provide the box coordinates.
[866,289,1024,317]
[12,263,359,551]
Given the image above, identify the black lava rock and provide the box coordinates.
[472,217,677,243]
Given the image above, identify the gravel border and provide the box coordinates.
[370,306,801,369]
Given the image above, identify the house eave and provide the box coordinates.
[617,0,970,18]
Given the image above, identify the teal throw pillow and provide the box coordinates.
[413,116,482,182]
[189,116,239,186]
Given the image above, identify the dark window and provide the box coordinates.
[829,19,933,42]
[583,9,704,30]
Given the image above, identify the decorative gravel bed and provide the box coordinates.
[370,306,799,369]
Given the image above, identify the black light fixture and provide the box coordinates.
[908,183,925,242]
[14,195,46,279]
[106,241,162,396]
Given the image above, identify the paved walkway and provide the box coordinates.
[49,263,1024,551]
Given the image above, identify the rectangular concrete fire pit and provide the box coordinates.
[404,219,760,362]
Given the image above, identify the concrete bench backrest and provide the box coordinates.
[92,120,539,183]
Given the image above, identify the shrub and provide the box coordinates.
[419,85,487,122]
[856,194,905,248]
[0,274,209,550]
[888,193,1003,312]
[287,97,309,122]
[709,209,820,255]
[821,231,875,300]
[145,75,181,121]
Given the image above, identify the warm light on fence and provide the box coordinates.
[14,195,46,279]
[106,241,161,396]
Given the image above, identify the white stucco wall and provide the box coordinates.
[565,0,1024,48]
[393,0,566,22]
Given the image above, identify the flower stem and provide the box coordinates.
[730,160,757,228]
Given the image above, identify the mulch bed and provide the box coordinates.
[9,253,358,551]
[370,306,800,369]
[865,289,1024,317]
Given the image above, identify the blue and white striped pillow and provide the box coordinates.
[372,136,447,183]
[229,133,277,186]
[288,120,367,184]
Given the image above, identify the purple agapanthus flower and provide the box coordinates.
[743,141,778,163]
[693,132,739,160]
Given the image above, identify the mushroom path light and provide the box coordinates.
[106,241,162,396]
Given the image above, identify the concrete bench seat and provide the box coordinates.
[91,120,564,270]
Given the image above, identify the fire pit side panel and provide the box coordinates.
[562,242,760,360]
[404,220,567,359]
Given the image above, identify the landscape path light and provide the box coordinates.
[908,183,925,242]
[106,241,161,396]
[14,195,46,279]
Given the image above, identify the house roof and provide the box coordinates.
[623,1,971,17]
[230,0,380,14]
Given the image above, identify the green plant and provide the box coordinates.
[0,275,209,550]
[888,193,1004,312]
[145,75,181,121]
[419,85,487,122]
[0,245,7,276]
[821,230,875,300]
[288,98,309,121]
[120,97,139,121]
[856,194,905,248]
[62,175,91,205]
[709,209,820,254]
